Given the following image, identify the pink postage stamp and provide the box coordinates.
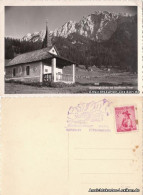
[115,106,137,132]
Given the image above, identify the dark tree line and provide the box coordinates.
[5,37,42,59]
[53,28,137,73]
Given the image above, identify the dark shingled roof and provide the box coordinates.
[6,46,77,67]
[6,47,54,67]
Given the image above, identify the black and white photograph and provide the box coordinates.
[5,6,138,94]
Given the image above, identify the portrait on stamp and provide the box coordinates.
[115,106,137,132]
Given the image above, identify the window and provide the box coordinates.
[13,68,16,77]
[18,66,22,75]
[26,66,30,75]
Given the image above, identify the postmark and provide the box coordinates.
[115,106,137,132]
[66,99,112,131]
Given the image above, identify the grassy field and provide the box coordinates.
[5,66,137,94]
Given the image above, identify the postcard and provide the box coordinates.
[0,0,142,95]
[1,96,142,195]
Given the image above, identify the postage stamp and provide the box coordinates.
[115,106,137,132]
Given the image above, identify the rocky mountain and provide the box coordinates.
[22,30,46,42]
[21,11,135,42]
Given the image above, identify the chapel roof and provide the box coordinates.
[6,46,76,67]
[6,46,53,67]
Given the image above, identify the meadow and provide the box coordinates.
[5,66,137,94]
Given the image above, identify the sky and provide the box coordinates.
[5,6,137,39]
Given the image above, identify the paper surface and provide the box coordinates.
[1,96,142,195]
[0,0,143,194]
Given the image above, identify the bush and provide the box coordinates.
[5,80,43,87]
[5,80,76,88]
[43,81,75,88]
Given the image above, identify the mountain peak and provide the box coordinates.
[53,20,76,38]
